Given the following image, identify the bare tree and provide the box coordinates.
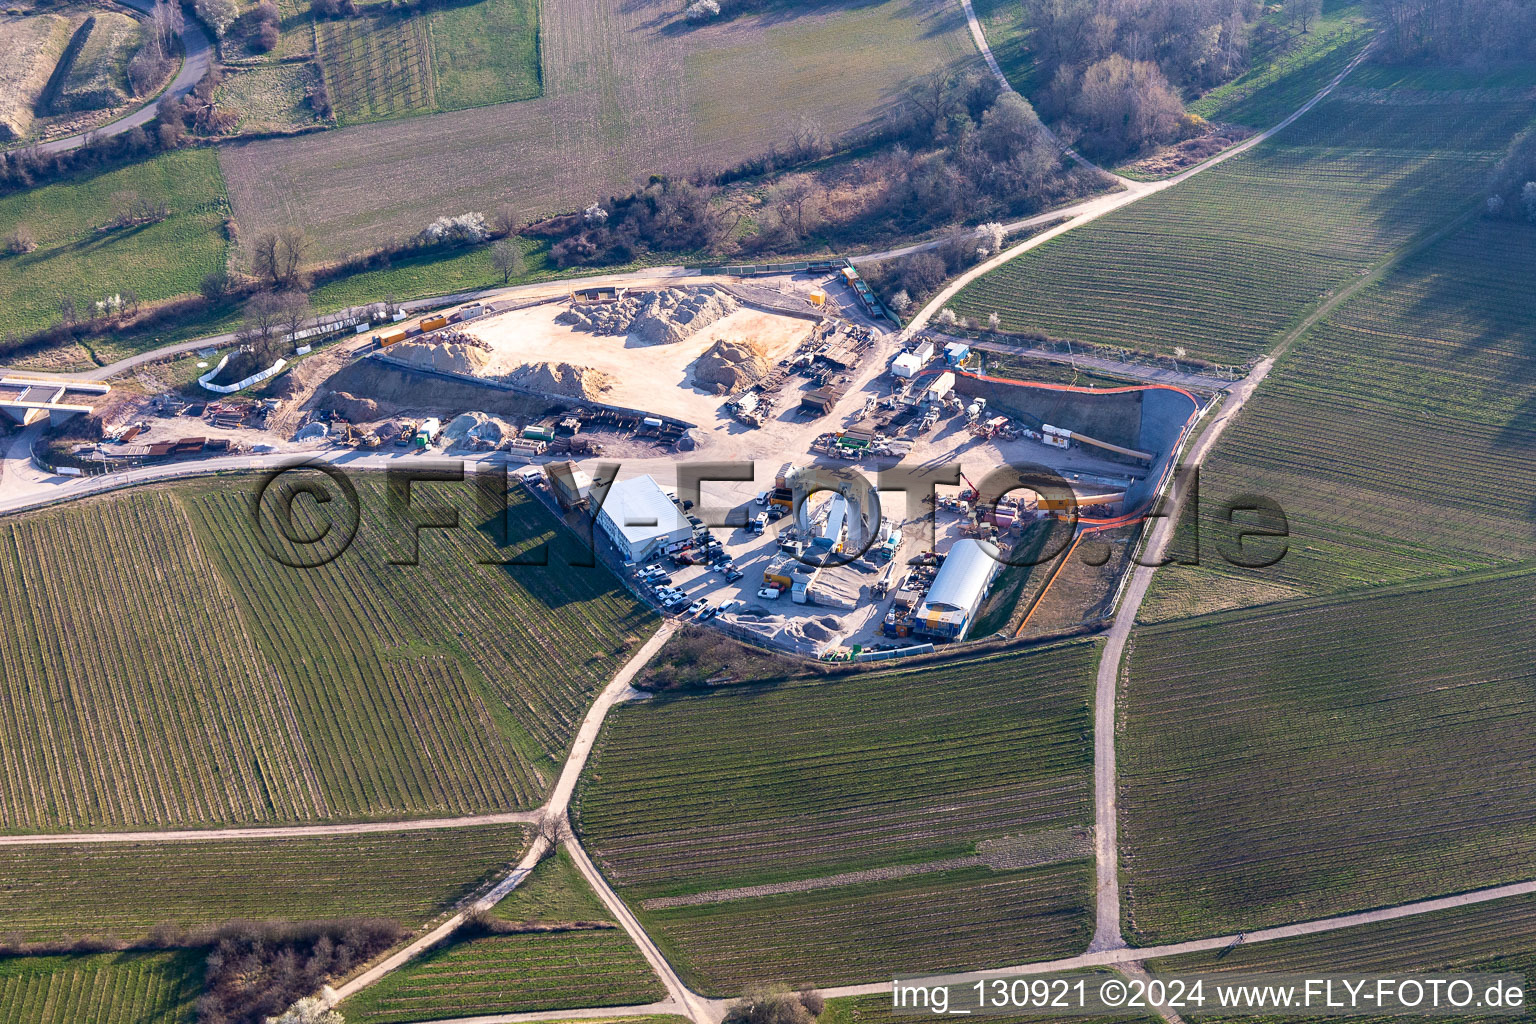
[238,291,285,357]
[59,295,77,325]
[773,176,818,238]
[275,290,311,346]
[251,228,309,289]
[537,813,569,849]
[490,239,524,284]
[490,205,520,237]
[276,227,309,289]
[251,231,282,288]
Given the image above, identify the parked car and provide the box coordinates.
[753,512,768,534]
[757,587,781,600]
[697,605,719,620]
[756,491,768,505]
[662,593,689,610]
[648,574,674,588]
[767,505,787,521]
[717,599,746,614]
[724,569,744,583]
[686,599,708,616]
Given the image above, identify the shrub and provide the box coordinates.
[415,212,489,246]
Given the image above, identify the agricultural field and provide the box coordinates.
[1118,568,1536,944]
[343,927,662,1022]
[0,951,201,1024]
[824,989,1157,1024]
[1140,217,1536,618]
[576,642,1097,990]
[343,848,663,1022]
[314,0,539,122]
[577,641,1098,895]
[0,13,74,141]
[221,0,978,257]
[949,86,1535,366]
[0,476,650,832]
[1149,893,1536,1023]
[53,12,143,114]
[643,862,1092,992]
[0,824,530,942]
[0,149,230,343]
[215,63,326,133]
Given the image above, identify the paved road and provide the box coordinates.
[0,811,541,847]
[35,0,213,156]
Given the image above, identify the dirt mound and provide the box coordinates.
[386,334,491,375]
[443,411,513,447]
[503,361,614,400]
[325,391,379,422]
[555,287,740,346]
[693,338,769,393]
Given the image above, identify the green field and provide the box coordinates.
[950,88,1534,365]
[0,951,200,1024]
[1149,894,1536,1022]
[0,824,529,942]
[1186,1,1371,127]
[0,477,651,832]
[825,990,1158,1024]
[1119,568,1536,944]
[343,848,663,1022]
[1140,217,1536,618]
[644,862,1092,993]
[215,63,327,134]
[578,642,1099,895]
[0,150,229,342]
[577,641,1098,991]
[967,0,1043,96]
[345,928,662,1023]
[316,0,540,123]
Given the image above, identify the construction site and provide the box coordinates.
[27,262,1204,658]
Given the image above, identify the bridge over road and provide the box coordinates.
[0,377,111,427]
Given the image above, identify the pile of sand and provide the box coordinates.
[502,361,614,400]
[386,334,491,375]
[443,411,513,447]
[555,287,739,346]
[693,338,769,393]
[325,391,380,423]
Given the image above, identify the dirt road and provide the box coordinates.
[325,622,686,1011]
[0,811,541,847]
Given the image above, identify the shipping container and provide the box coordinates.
[418,314,450,332]
[375,330,407,349]
[522,425,556,442]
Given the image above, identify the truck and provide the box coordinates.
[415,418,441,447]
